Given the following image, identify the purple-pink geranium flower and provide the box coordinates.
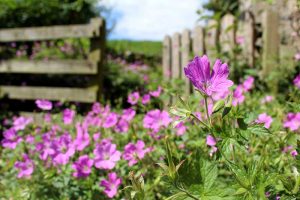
[293,74,300,89]
[93,139,121,170]
[121,108,136,121]
[13,116,33,131]
[142,94,151,104]
[127,91,140,105]
[232,85,245,106]
[242,76,255,91]
[149,86,162,97]
[143,109,172,131]
[256,113,273,129]
[103,112,118,128]
[123,140,151,166]
[284,113,300,131]
[1,128,23,149]
[52,133,75,165]
[261,95,273,104]
[115,118,129,133]
[14,154,34,178]
[74,123,90,151]
[206,135,217,156]
[63,109,75,125]
[72,155,94,178]
[35,99,53,110]
[294,53,300,61]
[184,55,233,97]
[175,122,186,136]
[100,172,122,198]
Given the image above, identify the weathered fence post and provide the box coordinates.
[172,33,181,79]
[89,18,105,101]
[192,25,205,57]
[220,14,235,53]
[261,8,279,78]
[181,29,191,95]
[205,20,219,62]
[163,35,172,81]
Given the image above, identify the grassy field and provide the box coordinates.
[107,40,162,58]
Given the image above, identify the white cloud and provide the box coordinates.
[100,0,204,41]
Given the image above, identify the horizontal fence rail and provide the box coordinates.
[0,17,105,103]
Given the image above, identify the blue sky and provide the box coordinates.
[100,0,205,41]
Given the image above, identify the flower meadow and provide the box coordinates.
[1,54,300,200]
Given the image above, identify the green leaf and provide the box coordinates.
[248,124,271,136]
[200,160,218,190]
[222,107,231,118]
[237,118,248,130]
[213,99,225,114]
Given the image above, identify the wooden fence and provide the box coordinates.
[0,17,105,103]
[162,2,300,95]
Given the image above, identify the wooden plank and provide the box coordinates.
[0,18,104,42]
[88,18,106,101]
[205,20,219,61]
[261,8,279,78]
[220,14,235,52]
[0,86,97,103]
[171,32,181,79]
[0,59,97,74]
[181,29,191,95]
[162,35,172,81]
[192,25,205,56]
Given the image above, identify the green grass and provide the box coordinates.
[107,40,162,58]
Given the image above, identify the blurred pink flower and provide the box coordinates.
[294,53,300,61]
[293,74,300,89]
[115,118,129,133]
[242,76,255,91]
[175,122,186,136]
[74,123,90,151]
[13,116,32,131]
[142,94,151,104]
[149,86,162,97]
[261,95,273,104]
[143,109,172,131]
[100,172,122,198]
[256,113,273,129]
[284,113,300,131]
[1,128,22,149]
[14,154,34,178]
[123,140,151,166]
[103,112,118,128]
[63,109,75,125]
[127,92,140,105]
[52,133,75,166]
[206,135,216,146]
[122,108,136,121]
[184,55,233,97]
[291,150,298,157]
[72,155,94,178]
[35,99,53,110]
[236,36,244,45]
[94,139,121,170]
[232,85,245,106]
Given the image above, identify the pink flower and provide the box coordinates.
[291,150,298,157]
[115,118,129,133]
[242,76,254,91]
[141,94,151,104]
[63,109,75,125]
[256,113,273,129]
[52,133,75,166]
[175,122,186,136]
[127,92,140,105]
[100,172,122,198]
[13,116,32,131]
[294,74,300,89]
[94,139,121,170]
[1,128,22,149]
[236,36,244,45]
[74,123,90,151]
[35,99,53,110]
[261,95,273,104]
[103,112,118,128]
[284,113,300,131]
[14,154,34,178]
[72,155,94,178]
[149,86,162,97]
[206,135,216,146]
[121,108,136,121]
[294,53,300,61]
[123,140,151,166]
[143,109,172,131]
[232,85,245,106]
[184,55,233,97]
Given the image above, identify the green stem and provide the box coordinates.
[204,97,212,128]
[175,182,199,200]
[190,113,210,130]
